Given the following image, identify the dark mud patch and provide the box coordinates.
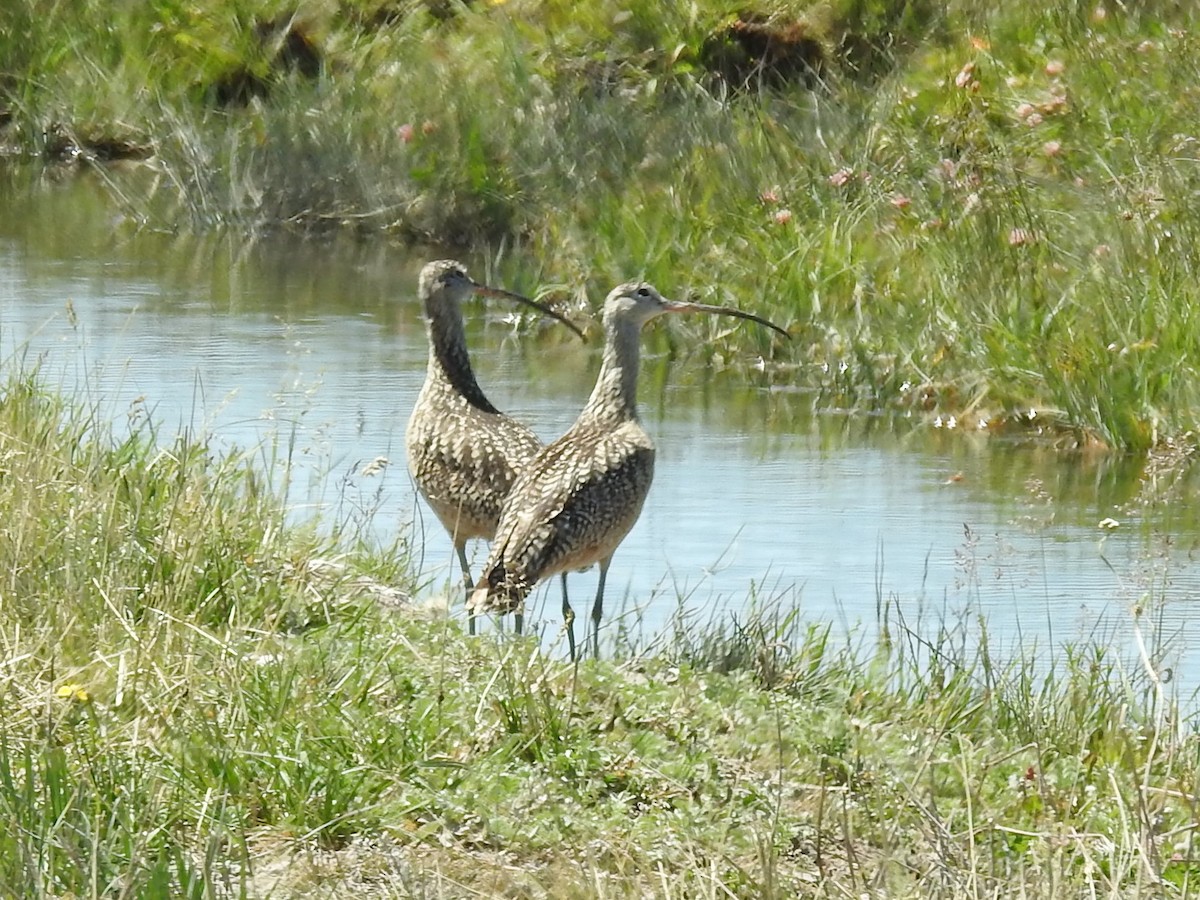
[206,14,324,108]
[699,13,827,91]
[41,124,153,163]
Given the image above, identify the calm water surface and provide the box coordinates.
[3,172,1199,698]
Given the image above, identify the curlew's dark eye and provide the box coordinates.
[635,287,651,298]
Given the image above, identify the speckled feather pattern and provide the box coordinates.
[406,381,542,543]
[473,419,655,611]
[405,260,543,546]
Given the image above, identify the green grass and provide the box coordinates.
[0,367,1197,897]
[3,1,1200,447]
[5,5,1200,894]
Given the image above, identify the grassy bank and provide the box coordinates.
[1,373,1197,897]
[2,2,1200,446]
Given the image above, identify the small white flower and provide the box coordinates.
[934,415,944,428]
[1098,517,1120,530]
[947,415,957,429]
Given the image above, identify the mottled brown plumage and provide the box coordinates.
[405,259,582,633]
[469,282,789,659]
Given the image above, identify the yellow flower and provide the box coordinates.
[55,683,91,703]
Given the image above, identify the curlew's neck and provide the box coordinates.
[423,297,499,414]
[578,314,642,428]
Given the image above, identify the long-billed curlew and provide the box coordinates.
[405,259,583,634]
[468,281,789,659]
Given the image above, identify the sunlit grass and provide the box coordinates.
[0,368,1196,896]
[4,4,1200,894]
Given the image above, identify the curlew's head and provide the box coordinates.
[418,259,475,302]
[602,281,791,339]
[418,259,584,339]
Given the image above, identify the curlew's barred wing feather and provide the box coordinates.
[406,394,543,541]
[470,421,655,614]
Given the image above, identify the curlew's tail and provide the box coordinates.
[467,560,531,616]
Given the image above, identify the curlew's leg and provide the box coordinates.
[561,573,576,662]
[590,556,612,659]
[515,609,524,636]
[455,542,476,636]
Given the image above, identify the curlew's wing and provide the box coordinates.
[477,419,656,604]
[406,404,543,539]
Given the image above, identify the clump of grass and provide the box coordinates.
[0,366,413,894]
[651,593,1197,897]
[0,366,1196,897]
[0,369,349,638]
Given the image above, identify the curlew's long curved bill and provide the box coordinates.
[662,299,791,339]
[471,281,586,340]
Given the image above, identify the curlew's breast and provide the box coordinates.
[406,390,541,542]
[494,419,656,581]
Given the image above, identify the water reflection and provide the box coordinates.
[2,168,1199,701]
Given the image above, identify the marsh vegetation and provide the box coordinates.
[3,1,1200,895]
[3,0,1200,447]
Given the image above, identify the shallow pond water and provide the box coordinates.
[3,170,1199,700]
